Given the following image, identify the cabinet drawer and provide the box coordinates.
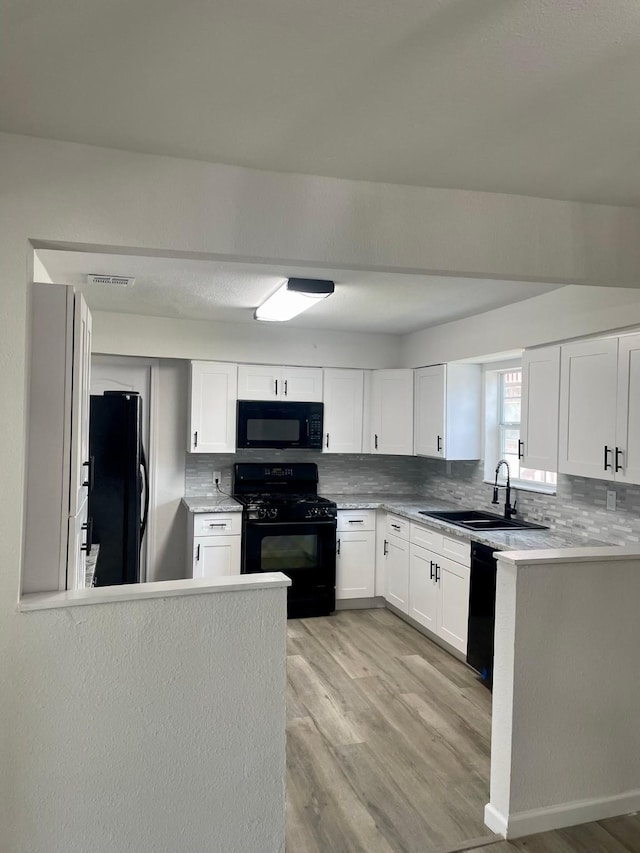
[386,514,409,540]
[337,509,376,531]
[193,513,242,537]
[440,534,470,567]
[410,522,442,552]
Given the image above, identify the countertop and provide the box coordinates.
[182,496,242,513]
[323,493,611,552]
[182,491,611,552]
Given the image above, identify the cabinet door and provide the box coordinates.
[414,365,445,457]
[437,556,470,654]
[521,346,560,472]
[189,361,238,453]
[409,544,438,632]
[615,333,640,485]
[384,533,409,613]
[192,536,241,578]
[67,498,89,590]
[323,369,364,453]
[237,364,281,399]
[370,369,414,456]
[336,531,375,599]
[69,294,92,516]
[558,338,618,480]
[282,367,323,402]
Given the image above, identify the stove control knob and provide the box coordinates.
[257,508,267,519]
[268,508,278,519]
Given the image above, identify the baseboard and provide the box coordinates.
[335,596,385,610]
[485,789,640,839]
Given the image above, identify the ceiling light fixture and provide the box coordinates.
[254,278,335,322]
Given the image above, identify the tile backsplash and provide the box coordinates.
[186,453,640,546]
[186,450,425,497]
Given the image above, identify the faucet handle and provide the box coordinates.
[491,487,499,504]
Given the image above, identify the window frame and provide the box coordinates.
[483,363,557,495]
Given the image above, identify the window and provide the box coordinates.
[485,367,556,491]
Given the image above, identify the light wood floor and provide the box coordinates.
[285,608,640,853]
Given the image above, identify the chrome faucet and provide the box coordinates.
[492,459,517,519]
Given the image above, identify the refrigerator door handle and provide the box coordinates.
[140,443,150,543]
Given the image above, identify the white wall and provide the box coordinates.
[93,310,402,368]
[3,130,640,851]
[402,285,640,366]
[8,584,288,853]
[487,549,640,838]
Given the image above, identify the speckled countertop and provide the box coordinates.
[182,496,242,513]
[323,493,612,552]
[182,492,612,551]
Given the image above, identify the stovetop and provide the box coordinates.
[233,462,336,522]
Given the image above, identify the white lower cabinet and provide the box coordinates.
[408,522,470,654]
[384,514,410,613]
[187,512,242,579]
[336,509,376,599]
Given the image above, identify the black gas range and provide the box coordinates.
[233,463,337,618]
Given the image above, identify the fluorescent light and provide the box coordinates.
[255,278,334,322]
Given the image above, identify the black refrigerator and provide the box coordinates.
[89,392,149,586]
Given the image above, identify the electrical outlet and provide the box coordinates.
[606,490,616,511]
[213,471,221,486]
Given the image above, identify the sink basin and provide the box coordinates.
[418,509,548,532]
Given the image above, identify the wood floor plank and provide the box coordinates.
[287,715,396,853]
[598,815,640,852]
[288,654,365,746]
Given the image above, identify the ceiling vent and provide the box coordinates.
[87,274,136,287]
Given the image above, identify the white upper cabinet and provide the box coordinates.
[615,333,640,485]
[414,364,481,459]
[323,368,364,453]
[558,338,618,480]
[237,364,323,401]
[520,346,560,472]
[370,369,414,455]
[188,361,238,453]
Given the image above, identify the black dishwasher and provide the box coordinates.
[467,541,498,688]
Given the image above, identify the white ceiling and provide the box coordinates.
[35,249,560,334]
[3,0,640,206]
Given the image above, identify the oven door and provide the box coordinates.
[242,519,336,618]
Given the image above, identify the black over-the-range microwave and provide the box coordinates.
[236,400,324,450]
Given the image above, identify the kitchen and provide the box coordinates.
[5,133,640,851]
[20,240,640,852]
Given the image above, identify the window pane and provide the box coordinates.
[502,427,520,456]
[502,399,521,422]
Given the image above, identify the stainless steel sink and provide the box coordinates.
[418,509,548,532]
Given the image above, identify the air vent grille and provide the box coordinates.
[87,274,135,287]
